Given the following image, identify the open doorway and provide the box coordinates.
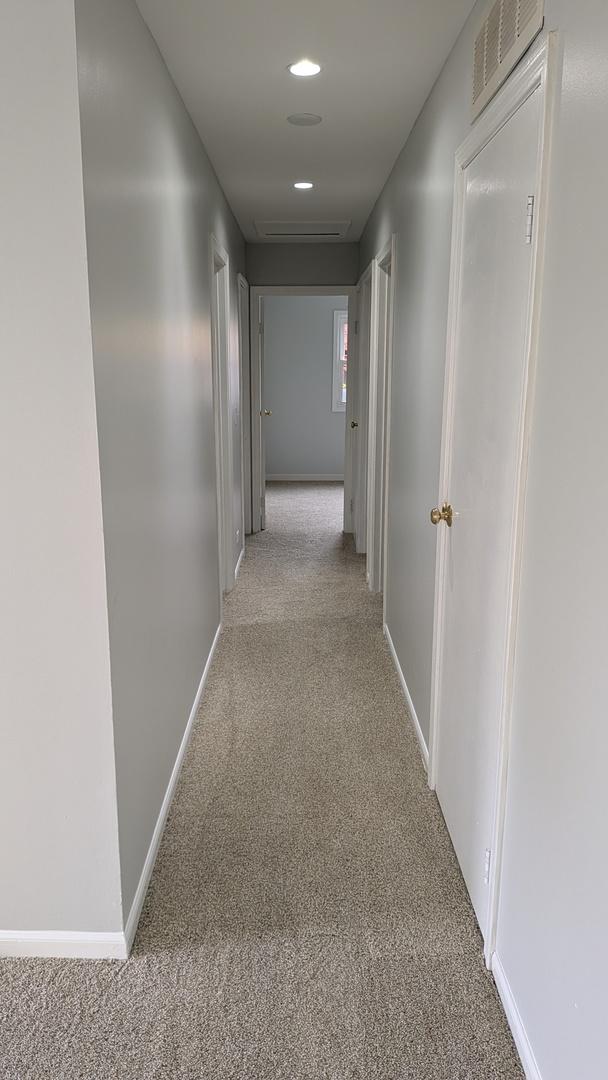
[250,286,356,534]
[350,240,396,594]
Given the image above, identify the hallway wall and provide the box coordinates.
[263,295,347,480]
[247,242,359,286]
[359,14,474,751]
[75,0,245,924]
[361,3,608,1078]
[0,0,121,937]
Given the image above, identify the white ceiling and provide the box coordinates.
[136,0,476,242]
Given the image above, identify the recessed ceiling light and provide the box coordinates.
[294,181,314,190]
[288,59,321,78]
[287,113,323,126]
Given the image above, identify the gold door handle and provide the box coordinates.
[430,503,453,527]
[350,420,359,429]
[262,409,272,416]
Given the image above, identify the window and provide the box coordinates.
[332,310,348,412]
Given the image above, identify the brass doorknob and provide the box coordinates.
[350,420,359,429]
[430,503,453,527]
[263,409,272,416]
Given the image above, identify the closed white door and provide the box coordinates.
[354,270,372,553]
[367,248,393,594]
[238,276,251,536]
[434,85,542,939]
[260,298,267,530]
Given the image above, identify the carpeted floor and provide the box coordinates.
[1,483,523,1079]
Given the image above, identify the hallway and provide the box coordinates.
[3,485,521,1078]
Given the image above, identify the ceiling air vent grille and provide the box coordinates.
[471,0,544,120]
[254,220,351,242]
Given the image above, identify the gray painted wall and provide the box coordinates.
[75,0,245,921]
[264,296,347,479]
[361,2,608,1076]
[360,15,473,750]
[247,242,359,286]
[0,0,121,932]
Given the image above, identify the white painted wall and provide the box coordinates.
[361,2,608,1076]
[0,0,121,933]
[263,295,347,479]
[247,243,359,286]
[74,0,245,921]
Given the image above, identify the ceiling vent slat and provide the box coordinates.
[518,0,539,34]
[471,0,544,120]
[485,1,502,82]
[473,26,487,103]
[500,0,518,58]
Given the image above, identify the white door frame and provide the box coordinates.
[237,273,252,537]
[249,284,357,534]
[353,263,374,554]
[249,290,263,534]
[380,237,397,615]
[343,300,358,536]
[210,235,234,599]
[367,235,397,595]
[428,33,559,966]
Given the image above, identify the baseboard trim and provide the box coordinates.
[124,621,222,951]
[383,623,429,771]
[266,474,344,482]
[491,952,542,1080]
[0,929,128,960]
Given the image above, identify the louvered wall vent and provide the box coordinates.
[472,0,544,120]
[254,220,351,242]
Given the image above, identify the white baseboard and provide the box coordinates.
[383,623,429,771]
[0,623,222,962]
[266,474,344,482]
[235,545,245,580]
[123,621,222,951]
[491,952,542,1080]
[0,929,128,960]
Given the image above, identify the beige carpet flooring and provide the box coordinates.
[1,483,523,1079]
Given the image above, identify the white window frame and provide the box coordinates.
[332,309,348,413]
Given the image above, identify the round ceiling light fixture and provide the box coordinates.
[294,181,314,190]
[288,59,321,78]
[287,113,323,126]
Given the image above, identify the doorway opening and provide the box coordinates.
[367,237,396,596]
[250,286,356,536]
[350,237,397,598]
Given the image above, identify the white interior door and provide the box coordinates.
[250,294,263,533]
[433,85,542,940]
[237,275,251,536]
[367,243,394,594]
[343,298,357,534]
[260,308,267,531]
[354,268,372,554]
[210,237,234,595]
